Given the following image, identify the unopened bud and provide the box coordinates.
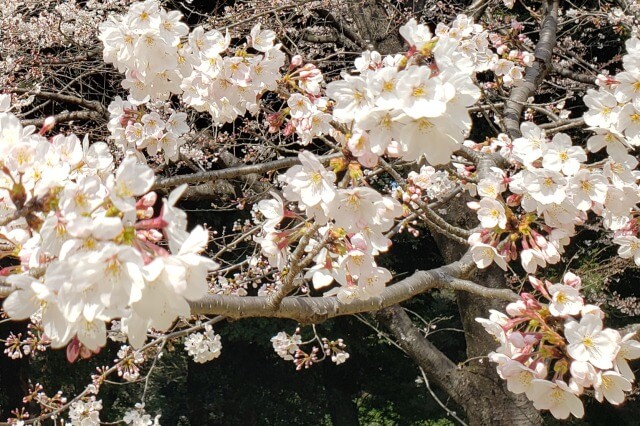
[39,116,56,135]
[290,55,303,68]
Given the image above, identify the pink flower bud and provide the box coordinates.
[506,300,527,316]
[532,233,548,249]
[358,151,378,168]
[523,333,539,345]
[521,292,542,309]
[138,192,158,208]
[39,116,56,135]
[290,55,303,67]
[282,121,295,136]
[506,194,522,207]
[562,272,582,289]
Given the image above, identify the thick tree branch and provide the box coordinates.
[153,152,343,190]
[20,110,104,127]
[8,88,108,117]
[0,259,517,324]
[375,305,464,404]
[189,258,516,323]
[551,65,596,85]
[503,0,560,139]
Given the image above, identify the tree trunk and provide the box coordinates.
[427,195,543,425]
[339,4,543,424]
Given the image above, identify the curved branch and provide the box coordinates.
[551,65,596,85]
[503,0,560,139]
[376,305,463,404]
[539,117,585,134]
[152,152,343,190]
[189,258,516,323]
[8,88,108,117]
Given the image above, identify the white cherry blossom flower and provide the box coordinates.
[547,284,583,317]
[614,333,640,381]
[476,198,507,229]
[542,133,586,176]
[280,151,336,209]
[565,315,620,369]
[258,192,286,232]
[249,24,276,52]
[107,156,155,212]
[530,380,584,419]
[613,235,640,265]
[594,371,632,405]
[470,243,507,270]
[583,89,619,128]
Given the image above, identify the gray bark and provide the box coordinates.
[342,2,545,423]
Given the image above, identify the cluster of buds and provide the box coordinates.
[322,337,350,365]
[293,346,320,371]
[477,272,640,419]
[16,384,67,422]
[116,345,146,381]
[3,322,49,360]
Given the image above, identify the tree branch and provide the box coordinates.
[551,65,596,85]
[20,110,104,127]
[376,305,464,404]
[8,88,108,117]
[189,258,516,323]
[503,0,560,139]
[152,152,343,190]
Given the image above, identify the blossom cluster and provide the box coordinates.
[98,0,189,104]
[271,330,302,361]
[3,322,49,360]
[467,38,640,273]
[99,0,285,125]
[107,97,190,162]
[184,323,222,363]
[477,273,640,419]
[281,91,333,145]
[255,151,403,303]
[580,37,640,263]
[271,328,350,368]
[123,403,161,426]
[301,14,533,165]
[322,337,350,365]
[116,345,145,381]
[321,16,486,166]
[68,396,102,426]
[404,165,456,203]
[0,97,218,353]
[485,23,533,88]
